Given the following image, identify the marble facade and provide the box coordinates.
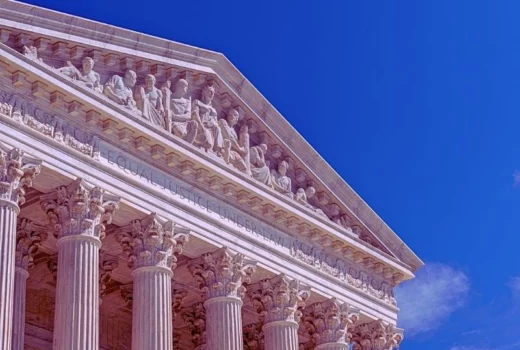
[0,1,422,349]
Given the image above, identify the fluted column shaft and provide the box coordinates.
[53,235,101,350]
[132,267,173,350]
[11,267,28,350]
[205,296,243,350]
[263,321,299,350]
[0,205,18,350]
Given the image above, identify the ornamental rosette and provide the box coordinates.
[15,217,48,270]
[303,298,360,346]
[351,320,404,350]
[116,213,189,270]
[249,274,310,324]
[40,178,119,240]
[188,247,257,300]
[0,143,41,206]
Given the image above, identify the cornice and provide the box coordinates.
[0,1,423,273]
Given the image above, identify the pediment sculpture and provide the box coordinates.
[32,47,368,238]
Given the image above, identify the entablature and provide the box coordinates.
[0,43,414,291]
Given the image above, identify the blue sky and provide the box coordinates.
[19,0,520,348]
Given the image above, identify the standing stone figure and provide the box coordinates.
[162,79,198,144]
[136,74,165,129]
[219,108,250,174]
[249,143,271,186]
[103,70,138,111]
[57,57,103,93]
[271,160,293,199]
[192,84,223,153]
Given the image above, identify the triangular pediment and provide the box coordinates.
[0,1,422,274]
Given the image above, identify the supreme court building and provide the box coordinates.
[0,2,423,349]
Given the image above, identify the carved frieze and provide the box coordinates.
[0,91,100,159]
[181,302,206,349]
[7,37,386,251]
[244,322,264,350]
[290,240,397,307]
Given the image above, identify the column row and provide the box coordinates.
[1,144,403,350]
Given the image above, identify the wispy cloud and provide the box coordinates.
[513,171,520,187]
[450,347,490,350]
[395,263,470,336]
[451,341,520,350]
[508,277,520,296]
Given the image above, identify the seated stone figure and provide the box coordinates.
[103,70,138,111]
[192,84,223,153]
[136,74,165,129]
[162,79,198,144]
[295,186,328,218]
[249,143,271,186]
[57,57,103,93]
[219,108,250,174]
[271,160,293,199]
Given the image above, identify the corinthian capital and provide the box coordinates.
[15,217,48,270]
[116,213,189,270]
[351,320,404,350]
[188,247,257,300]
[303,298,360,346]
[0,143,41,207]
[40,178,119,240]
[249,274,310,323]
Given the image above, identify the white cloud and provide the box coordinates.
[394,263,470,336]
[450,347,489,350]
[508,277,520,296]
[514,171,520,187]
[451,341,520,350]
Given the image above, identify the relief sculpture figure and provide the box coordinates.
[162,79,198,144]
[219,108,250,174]
[249,143,272,186]
[192,84,223,153]
[57,57,103,93]
[271,160,293,199]
[295,186,328,218]
[103,70,138,111]
[136,74,165,129]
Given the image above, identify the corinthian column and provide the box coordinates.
[117,213,189,350]
[351,320,404,350]
[303,298,359,350]
[188,247,257,350]
[12,218,47,350]
[0,144,40,350]
[249,274,310,350]
[40,178,119,350]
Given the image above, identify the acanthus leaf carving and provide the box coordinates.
[0,142,41,206]
[303,298,360,346]
[99,250,119,300]
[351,320,404,350]
[116,213,189,270]
[181,302,206,349]
[40,178,120,240]
[248,274,310,324]
[188,247,256,300]
[15,217,48,270]
[243,322,264,350]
